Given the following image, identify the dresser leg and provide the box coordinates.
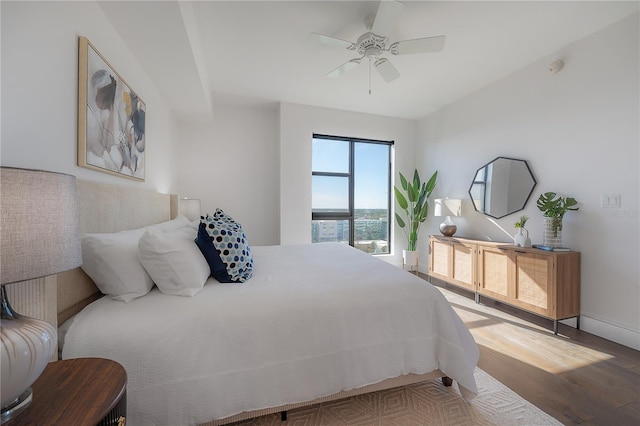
[553,320,558,335]
[576,316,580,330]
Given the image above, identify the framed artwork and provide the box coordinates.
[78,36,145,181]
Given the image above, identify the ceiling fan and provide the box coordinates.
[309,0,445,90]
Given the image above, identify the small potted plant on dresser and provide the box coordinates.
[394,169,438,272]
[536,192,579,247]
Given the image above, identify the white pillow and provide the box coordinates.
[81,228,154,302]
[138,225,210,297]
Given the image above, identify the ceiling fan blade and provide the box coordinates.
[308,32,356,50]
[371,0,405,38]
[374,58,400,83]
[327,58,362,78]
[390,35,446,55]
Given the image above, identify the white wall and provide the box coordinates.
[172,104,280,246]
[279,102,419,267]
[417,14,639,350]
[1,1,175,193]
[172,101,419,262]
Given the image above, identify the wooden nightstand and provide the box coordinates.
[4,358,127,426]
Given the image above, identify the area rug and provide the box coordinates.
[231,368,561,425]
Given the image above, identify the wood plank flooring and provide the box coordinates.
[426,276,640,426]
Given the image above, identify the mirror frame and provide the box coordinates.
[468,156,537,219]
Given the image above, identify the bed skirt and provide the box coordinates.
[204,370,445,425]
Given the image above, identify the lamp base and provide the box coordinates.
[1,388,32,422]
[439,222,457,237]
[0,285,56,420]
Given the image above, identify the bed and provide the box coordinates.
[56,181,479,426]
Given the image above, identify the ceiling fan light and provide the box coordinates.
[313,0,445,88]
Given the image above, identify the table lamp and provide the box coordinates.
[1,167,82,421]
[179,198,201,221]
[434,198,462,237]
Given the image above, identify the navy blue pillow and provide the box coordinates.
[194,222,233,283]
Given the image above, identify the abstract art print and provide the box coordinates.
[78,36,145,180]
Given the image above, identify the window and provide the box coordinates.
[311,134,392,254]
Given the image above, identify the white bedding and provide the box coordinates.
[62,243,479,426]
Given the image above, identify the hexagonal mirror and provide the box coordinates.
[468,157,537,219]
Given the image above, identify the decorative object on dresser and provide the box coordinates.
[536,192,579,248]
[434,198,462,237]
[0,167,82,421]
[468,157,537,219]
[513,215,531,248]
[394,169,437,272]
[178,197,201,221]
[77,36,146,181]
[428,235,580,334]
[2,358,127,426]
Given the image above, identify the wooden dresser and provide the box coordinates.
[428,235,580,334]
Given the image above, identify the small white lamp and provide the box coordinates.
[179,198,201,221]
[434,198,462,237]
[1,167,82,421]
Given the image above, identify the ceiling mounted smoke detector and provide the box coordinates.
[548,59,564,74]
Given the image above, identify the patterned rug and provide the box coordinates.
[231,368,561,425]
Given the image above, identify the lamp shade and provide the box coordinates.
[434,198,462,217]
[1,167,82,419]
[179,198,201,221]
[1,167,82,285]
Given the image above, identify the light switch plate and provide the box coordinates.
[601,194,621,208]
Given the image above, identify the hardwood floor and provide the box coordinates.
[425,276,640,426]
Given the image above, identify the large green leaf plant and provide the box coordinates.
[536,192,579,236]
[394,169,438,251]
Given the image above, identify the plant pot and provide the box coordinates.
[402,249,418,268]
[513,228,531,248]
[403,249,418,265]
[542,217,562,247]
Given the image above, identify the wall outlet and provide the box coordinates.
[601,194,621,208]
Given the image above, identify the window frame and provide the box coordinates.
[311,133,393,253]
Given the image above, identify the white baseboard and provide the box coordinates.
[579,316,640,351]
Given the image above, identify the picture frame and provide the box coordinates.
[78,36,146,181]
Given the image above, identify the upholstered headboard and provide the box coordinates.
[56,180,178,324]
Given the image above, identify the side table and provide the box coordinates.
[4,358,127,426]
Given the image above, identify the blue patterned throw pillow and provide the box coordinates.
[212,208,238,224]
[197,210,253,283]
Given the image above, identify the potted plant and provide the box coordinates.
[536,192,579,247]
[394,169,438,267]
[513,215,531,247]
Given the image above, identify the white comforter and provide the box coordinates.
[62,243,479,426]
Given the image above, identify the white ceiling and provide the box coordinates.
[99,1,639,120]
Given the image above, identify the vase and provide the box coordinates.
[542,217,562,247]
[513,228,531,248]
